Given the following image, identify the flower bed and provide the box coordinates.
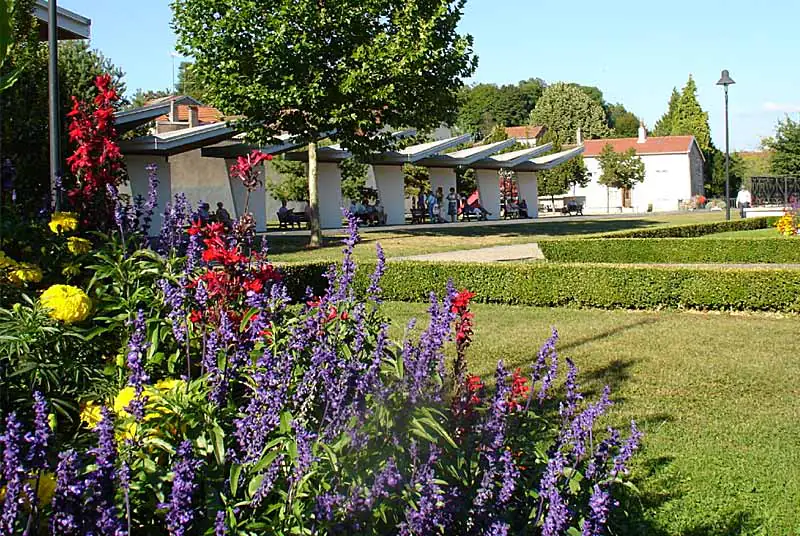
[538,238,800,264]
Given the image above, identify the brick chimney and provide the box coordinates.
[638,121,647,144]
[168,99,178,122]
[188,105,200,128]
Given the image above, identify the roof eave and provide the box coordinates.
[34,0,91,40]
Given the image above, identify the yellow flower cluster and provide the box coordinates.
[0,473,56,506]
[39,284,92,324]
[67,236,92,255]
[48,212,79,234]
[775,212,798,237]
[0,251,43,286]
[80,379,187,433]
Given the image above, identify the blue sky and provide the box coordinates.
[62,0,800,151]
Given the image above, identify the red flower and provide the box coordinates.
[451,290,476,313]
[340,311,349,321]
[189,310,203,324]
[243,278,264,294]
[507,368,530,413]
[326,306,338,322]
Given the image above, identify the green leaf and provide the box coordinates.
[229,464,242,497]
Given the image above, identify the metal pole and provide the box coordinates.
[48,0,61,211]
[724,85,730,221]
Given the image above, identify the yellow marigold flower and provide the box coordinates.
[80,401,102,429]
[62,264,81,278]
[40,284,92,324]
[48,212,79,234]
[8,263,43,285]
[155,378,185,391]
[67,237,92,255]
[113,386,136,416]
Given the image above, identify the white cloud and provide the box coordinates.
[762,101,800,113]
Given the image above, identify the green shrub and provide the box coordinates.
[282,261,800,312]
[596,217,777,238]
[539,238,800,264]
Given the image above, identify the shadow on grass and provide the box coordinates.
[262,217,666,256]
[612,454,764,535]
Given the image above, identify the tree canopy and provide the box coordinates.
[456,78,545,136]
[529,82,611,144]
[765,117,800,177]
[607,104,639,138]
[597,144,645,190]
[652,88,679,137]
[173,0,476,245]
[175,61,205,102]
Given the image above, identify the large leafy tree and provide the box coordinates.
[457,78,545,136]
[536,130,589,203]
[173,0,476,246]
[607,103,639,138]
[597,144,645,190]
[765,116,800,177]
[529,82,610,144]
[705,147,745,197]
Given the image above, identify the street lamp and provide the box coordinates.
[717,69,735,220]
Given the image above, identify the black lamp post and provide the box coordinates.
[717,69,735,220]
[49,0,62,211]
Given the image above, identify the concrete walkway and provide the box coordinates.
[394,243,545,263]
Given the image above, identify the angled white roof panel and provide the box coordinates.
[528,145,586,170]
[34,0,91,40]
[119,122,237,156]
[483,143,554,168]
[396,134,473,162]
[115,96,205,133]
[416,138,518,168]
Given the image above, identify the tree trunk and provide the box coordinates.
[307,141,322,248]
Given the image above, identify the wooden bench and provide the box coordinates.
[277,210,307,229]
[410,208,427,224]
[561,202,583,216]
[502,204,520,219]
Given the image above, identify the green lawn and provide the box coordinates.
[382,301,800,535]
[710,227,790,239]
[266,212,729,263]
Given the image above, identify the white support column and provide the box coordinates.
[227,159,267,231]
[516,171,539,219]
[373,165,406,225]
[317,161,343,229]
[125,155,172,233]
[428,167,457,197]
[475,169,501,221]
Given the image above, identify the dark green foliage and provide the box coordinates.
[597,217,775,238]
[456,79,545,136]
[539,237,800,264]
[704,147,745,197]
[608,103,640,138]
[339,158,369,201]
[765,116,800,177]
[175,60,205,101]
[280,260,800,312]
[267,158,309,202]
[403,163,430,196]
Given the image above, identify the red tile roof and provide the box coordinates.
[582,135,696,157]
[156,105,224,125]
[505,125,545,140]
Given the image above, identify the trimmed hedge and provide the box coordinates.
[539,238,800,264]
[281,261,800,312]
[596,216,777,238]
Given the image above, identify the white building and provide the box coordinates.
[571,126,705,214]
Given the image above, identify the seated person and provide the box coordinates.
[373,199,387,225]
[467,200,491,220]
[215,202,233,228]
[518,198,529,218]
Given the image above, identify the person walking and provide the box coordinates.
[215,202,232,228]
[736,186,752,219]
[446,187,458,223]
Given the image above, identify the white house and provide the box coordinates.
[572,126,704,214]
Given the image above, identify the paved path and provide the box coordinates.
[394,243,545,263]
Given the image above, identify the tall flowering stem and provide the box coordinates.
[65,74,125,229]
[162,440,203,536]
[125,310,150,421]
[229,150,272,217]
[450,288,475,391]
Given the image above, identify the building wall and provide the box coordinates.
[169,149,236,213]
[574,152,694,213]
